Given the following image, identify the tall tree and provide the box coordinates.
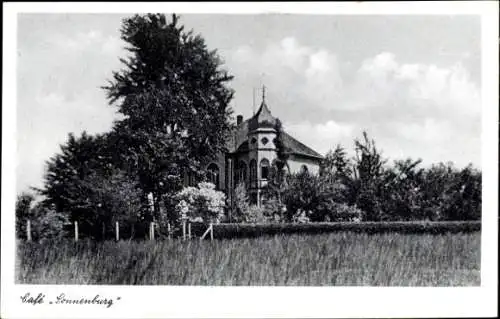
[38,132,111,215]
[351,131,387,221]
[267,119,290,207]
[37,131,144,238]
[321,144,351,181]
[102,14,235,220]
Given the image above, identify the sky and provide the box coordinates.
[16,13,482,194]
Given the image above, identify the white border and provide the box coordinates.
[2,2,498,318]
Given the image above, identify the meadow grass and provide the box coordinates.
[16,232,480,286]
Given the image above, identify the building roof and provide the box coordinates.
[282,132,324,159]
[248,100,278,131]
[226,97,324,160]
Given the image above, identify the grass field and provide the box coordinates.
[16,232,480,286]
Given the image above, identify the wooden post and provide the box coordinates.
[210,223,214,241]
[182,219,187,240]
[149,222,155,241]
[74,221,79,242]
[115,221,119,241]
[167,223,171,239]
[188,222,192,239]
[26,220,32,242]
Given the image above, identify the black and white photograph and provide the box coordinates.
[2,2,498,318]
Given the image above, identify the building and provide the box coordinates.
[204,88,324,207]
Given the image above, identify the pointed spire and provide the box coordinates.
[248,84,276,131]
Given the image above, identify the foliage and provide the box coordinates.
[232,182,250,223]
[16,193,69,241]
[38,132,112,215]
[175,182,226,223]
[230,182,271,223]
[291,209,310,223]
[209,221,481,239]
[16,192,35,239]
[35,130,148,239]
[320,144,352,183]
[246,205,270,224]
[22,13,482,238]
[266,119,290,206]
[283,170,351,222]
[75,168,145,239]
[351,131,387,221]
[324,203,363,222]
[421,163,481,221]
[102,14,235,219]
[28,203,70,241]
[280,131,481,223]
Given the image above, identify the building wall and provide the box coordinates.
[205,152,227,191]
[288,155,321,175]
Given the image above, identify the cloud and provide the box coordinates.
[17,90,119,192]
[46,30,124,55]
[226,36,343,119]
[352,52,481,117]
[16,26,127,192]
[285,121,354,156]
[226,39,481,168]
[15,23,481,194]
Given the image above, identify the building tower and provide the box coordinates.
[246,86,279,206]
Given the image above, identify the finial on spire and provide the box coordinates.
[262,84,266,103]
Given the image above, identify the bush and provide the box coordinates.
[175,182,226,223]
[31,204,70,241]
[246,205,269,223]
[324,203,363,222]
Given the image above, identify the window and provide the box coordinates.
[261,137,269,145]
[251,137,257,144]
[206,163,220,189]
[236,161,247,186]
[250,159,257,185]
[301,165,309,173]
[260,158,270,179]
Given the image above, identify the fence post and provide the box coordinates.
[210,222,214,241]
[115,221,119,241]
[149,222,155,241]
[74,221,79,242]
[167,223,171,239]
[26,220,32,242]
[182,219,187,240]
[188,222,192,239]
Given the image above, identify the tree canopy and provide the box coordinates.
[102,13,235,220]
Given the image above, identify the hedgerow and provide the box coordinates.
[207,221,481,239]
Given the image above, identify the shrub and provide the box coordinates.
[246,205,269,223]
[30,204,70,241]
[291,209,310,223]
[325,203,363,222]
[211,221,481,239]
[232,182,249,223]
[16,193,35,240]
[175,182,226,223]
